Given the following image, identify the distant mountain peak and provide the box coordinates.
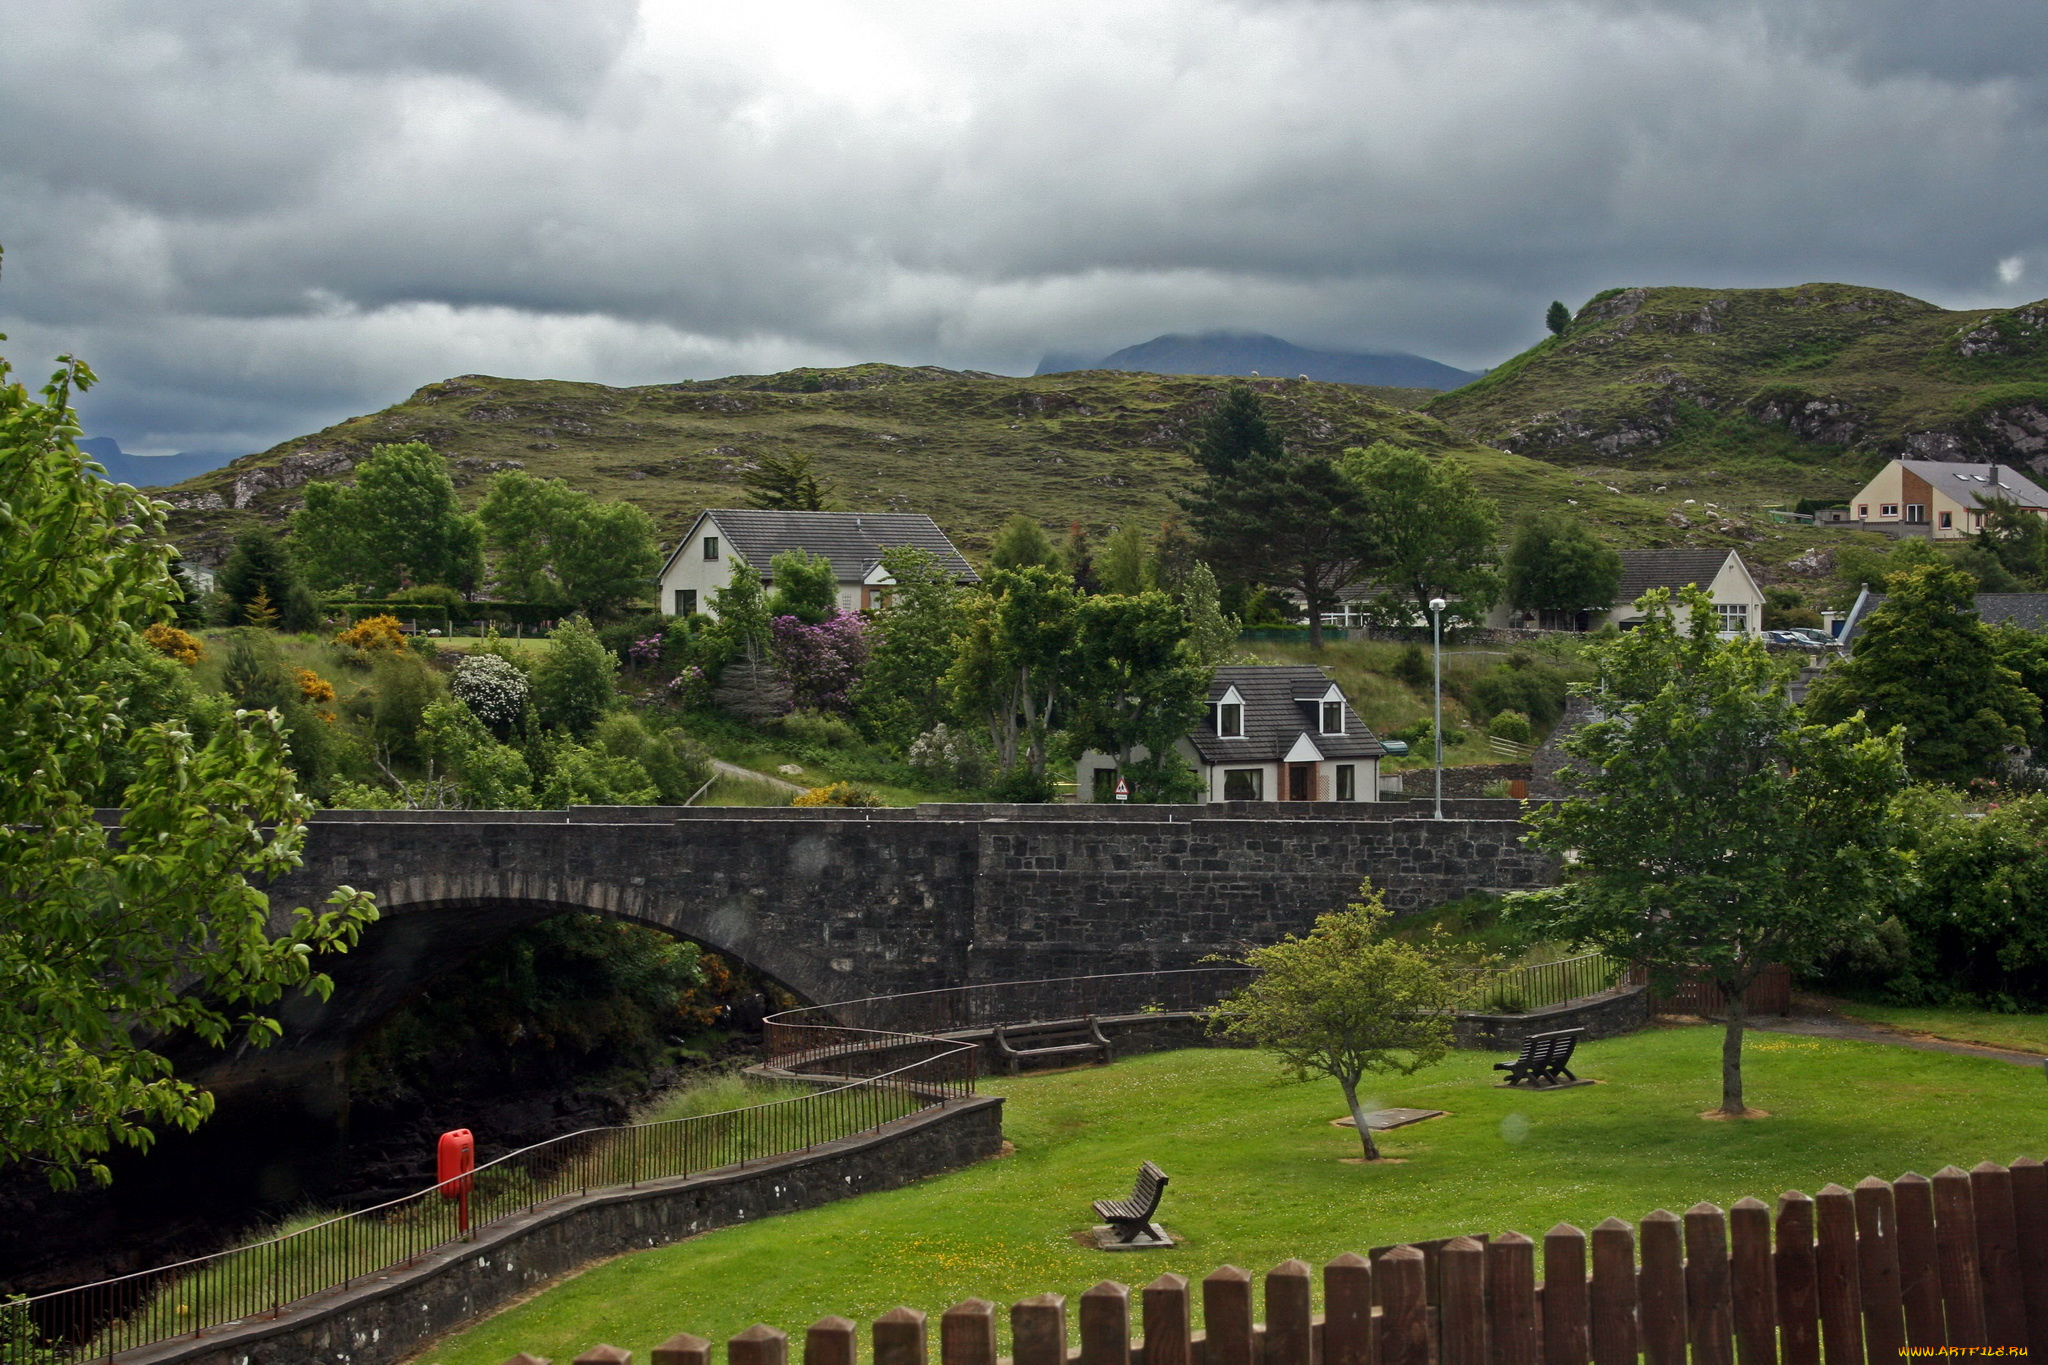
[1037,332,1478,390]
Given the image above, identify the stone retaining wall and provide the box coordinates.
[1452,983,1651,1051]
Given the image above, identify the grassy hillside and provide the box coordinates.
[155,366,1687,564]
[1425,283,2048,513]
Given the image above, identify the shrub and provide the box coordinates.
[295,668,337,705]
[531,617,618,736]
[335,614,408,654]
[142,622,203,665]
[792,781,884,807]
[452,653,531,730]
[388,584,465,608]
[771,612,869,714]
[370,651,445,761]
[221,632,295,711]
[1487,710,1534,744]
[906,722,991,789]
[776,709,860,750]
[1393,644,1430,687]
[591,713,714,803]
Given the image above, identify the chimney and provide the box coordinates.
[1992,464,2002,488]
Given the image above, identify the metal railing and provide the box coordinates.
[5,1033,974,1365]
[1478,951,1621,1013]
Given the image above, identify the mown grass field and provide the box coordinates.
[412,1028,2044,1364]
[1829,1001,2048,1055]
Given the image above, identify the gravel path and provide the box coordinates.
[706,758,809,795]
[1749,1010,2047,1068]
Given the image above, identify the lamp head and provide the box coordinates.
[1428,597,1447,614]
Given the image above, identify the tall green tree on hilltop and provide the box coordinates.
[1805,562,2037,784]
[0,337,376,1187]
[1510,587,1907,1118]
[1546,300,1571,336]
[294,441,484,595]
[1097,522,1153,596]
[1343,443,1500,625]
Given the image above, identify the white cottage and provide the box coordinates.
[657,509,978,618]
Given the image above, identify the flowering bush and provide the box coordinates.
[665,665,711,710]
[906,723,991,789]
[792,781,884,808]
[295,667,336,704]
[142,622,203,665]
[770,611,868,714]
[451,653,531,729]
[334,614,408,653]
[627,634,663,669]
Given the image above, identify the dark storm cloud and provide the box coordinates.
[2,0,2045,453]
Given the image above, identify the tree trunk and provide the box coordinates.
[1340,1078,1380,1160]
[1720,990,1749,1117]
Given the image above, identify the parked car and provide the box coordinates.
[1778,627,1840,648]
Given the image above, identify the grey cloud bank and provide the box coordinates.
[1,0,2044,454]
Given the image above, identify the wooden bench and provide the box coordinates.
[1093,1161,1169,1243]
[1493,1028,1584,1087]
[989,1016,1113,1076]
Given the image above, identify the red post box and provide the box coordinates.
[437,1128,475,1232]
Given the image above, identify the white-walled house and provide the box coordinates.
[1486,548,1765,637]
[1076,665,1386,804]
[657,509,977,618]
[1841,460,2048,539]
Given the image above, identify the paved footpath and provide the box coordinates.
[1749,1010,2047,1068]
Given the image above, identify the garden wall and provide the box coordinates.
[1452,983,1651,1050]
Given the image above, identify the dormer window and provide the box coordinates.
[1321,700,1343,734]
[1218,702,1243,738]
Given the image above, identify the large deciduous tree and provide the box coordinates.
[1511,587,1907,1117]
[294,441,484,595]
[855,546,965,744]
[1065,591,1210,801]
[0,342,377,1187]
[1211,882,1477,1160]
[1805,563,2038,785]
[476,471,659,616]
[945,567,1078,789]
[1343,443,1501,625]
[1502,513,1623,623]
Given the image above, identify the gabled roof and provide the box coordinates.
[1188,665,1384,765]
[1896,461,2048,512]
[1837,588,2048,646]
[660,509,978,583]
[1615,549,1747,603]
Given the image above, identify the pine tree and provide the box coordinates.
[1546,300,1571,336]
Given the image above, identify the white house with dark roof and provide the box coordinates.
[1484,547,1764,637]
[1837,587,2048,648]
[657,509,978,618]
[1076,664,1386,804]
[1842,460,2048,538]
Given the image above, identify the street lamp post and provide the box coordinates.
[1429,596,1447,820]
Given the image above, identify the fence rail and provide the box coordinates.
[4,1034,975,1365]
[486,1158,2048,1364]
[1483,952,1623,1013]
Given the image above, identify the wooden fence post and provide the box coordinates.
[1683,1203,1733,1365]
[1933,1164,1988,1344]
[574,1347,632,1365]
[1589,1218,1636,1365]
[1264,1261,1314,1365]
[874,1308,929,1365]
[1486,1232,1538,1365]
[1011,1295,1068,1365]
[1774,1192,1819,1365]
[1203,1267,1255,1365]
[1439,1237,1488,1365]
[2007,1157,2048,1355]
[1971,1161,2029,1347]
[1637,1211,1686,1365]
[653,1334,711,1365]
[1727,1198,1774,1365]
[1080,1283,1132,1365]
[1140,1279,1188,1365]
[1541,1225,1589,1365]
[1379,1246,1430,1365]
[941,1301,997,1365]
[732,1326,791,1365]
[1851,1178,1904,1365]
[1893,1173,1945,1347]
[1322,1254,1374,1365]
[1814,1184,1864,1365]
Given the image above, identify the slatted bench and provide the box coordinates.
[1494,1028,1584,1087]
[989,1016,1113,1076]
[1092,1161,1169,1244]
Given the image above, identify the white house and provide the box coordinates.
[1076,665,1386,804]
[657,509,977,618]
[1487,548,1765,637]
[1841,460,2048,539]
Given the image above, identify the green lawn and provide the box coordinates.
[1829,1001,2048,1055]
[413,1027,2045,1364]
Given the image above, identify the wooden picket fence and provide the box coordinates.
[511,1158,2048,1365]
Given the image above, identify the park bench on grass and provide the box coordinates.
[1092,1161,1169,1244]
[1494,1028,1584,1087]
[989,1016,1113,1076]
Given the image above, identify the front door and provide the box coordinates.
[1286,763,1314,801]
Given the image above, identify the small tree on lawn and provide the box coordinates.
[1211,883,1478,1160]
[1510,585,1908,1117]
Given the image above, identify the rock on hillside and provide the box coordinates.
[155,364,1669,564]
[1426,283,2048,474]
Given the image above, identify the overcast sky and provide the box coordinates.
[3,0,2046,455]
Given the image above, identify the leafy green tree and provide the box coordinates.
[1180,386,1372,649]
[707,561,772,653]
[555,498,660,616]
[946,567,1079,783]
[1979,494,2048,585]
[370,650,446,763]
[1511,587,1908,1116]
[591,713,713,803]
[1343,443,1501,624]
[538,736,660,807]
[1180,561,1241,668]
[218,528,317,631]
[1546,300,1571,336]
[0,343,376,1187]
[989,515,1062,573]
[293,441,484,594]
[1066,591,1210,801]
[767,547,838,623]
[1149,516,1204,598]
[421,699,536,808]
[741,450,831,510]
[1211,882,1477,1160]
[1992,623,2048,749]
[1061,521,1098,593]
[1806,563,2037,784]
[476,472,658,615]
[1502,513,1622,620]
[855,546,964,744]
[1097,522,1153,596]
[531,617,619,736]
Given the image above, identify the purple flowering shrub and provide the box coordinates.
[770,611,869,714]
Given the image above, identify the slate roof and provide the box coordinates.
[1897,461,2048,512]
[1836,589,2048,646]
[1615,549,1742,601]
[1187,665,1385,765]
[663,510,978,583]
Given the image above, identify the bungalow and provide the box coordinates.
[1076,664,1386,804]
[657,509,977,618]
[1841,460,2048,539]
[1837,587,2048,647]
[1489,548,1765,638]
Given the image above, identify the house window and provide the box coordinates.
[1217,701,1243,737]
[1321,700,1343,734]
[703,536,720,561]
[1939,511,1953,529]
[1880,504,1899,518]
[1906,504,1926,523]
[1716,603,1749,636]
[1858,504,1869,518]
[1335,764,1356,801]
[673,589,697,616]
[1092,767,1120,802]
[1222,768,1263,801]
